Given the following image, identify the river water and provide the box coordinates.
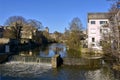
[0,43,119,80]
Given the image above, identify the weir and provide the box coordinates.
[9,54,103,68]
[10,55,52,65]
[9,54,63,68]
[63,57,103,68]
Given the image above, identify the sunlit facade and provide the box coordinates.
[87,13,110,50]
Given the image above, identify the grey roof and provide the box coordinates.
[88,13,115,20]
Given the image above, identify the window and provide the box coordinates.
[92,44,95,47]
[100,21,107,24]
[92,37,95,42]
[91,21,95,24]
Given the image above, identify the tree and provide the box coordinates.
[102,1,120,58]
[109,3,119,13]
[3,16,47,44]
[27,19,43,29]
[11,22,22,39]
[98,2,120,69]
[66,17,83,51]
[53,31,62,42]
[4,16,27,39]
[5,16,27,26]
[69,17,82,31]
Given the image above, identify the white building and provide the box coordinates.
[87,13,111,50]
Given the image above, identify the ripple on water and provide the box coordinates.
[0,62,52,78]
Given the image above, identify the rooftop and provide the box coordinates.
[88,13,115,20]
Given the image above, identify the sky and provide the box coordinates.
[0,0,112,33]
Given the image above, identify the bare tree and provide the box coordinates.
[4,16,27,40]
[108,1,120,55]
[5,16,27,26]
[69,17,82,31]
[27,19,43,29]
[102,1,120,64]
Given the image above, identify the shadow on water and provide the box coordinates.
[0,54,9,64]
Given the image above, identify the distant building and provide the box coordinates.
[45,27,49,33]
[49,33,56,39]
[21,25,37,43]
[87,13,111,50]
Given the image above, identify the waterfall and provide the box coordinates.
[10,55,52,66]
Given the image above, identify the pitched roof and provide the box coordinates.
[88,13,115,20]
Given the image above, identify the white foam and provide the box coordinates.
[0,62,52,77]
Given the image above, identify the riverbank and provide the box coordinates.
[104,54,120,72]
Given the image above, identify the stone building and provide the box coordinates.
[20,25,37,43]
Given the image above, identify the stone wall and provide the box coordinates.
[51,54,63,68]
[63,58,102,66]
[63,58,88,65]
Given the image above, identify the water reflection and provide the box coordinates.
[18,43,66,57]
[18,43,80,58]
[19,47,40,57]
[39,43,67,57]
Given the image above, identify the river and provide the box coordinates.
[0,43,119,80]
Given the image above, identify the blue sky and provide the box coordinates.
[0,0,111,33]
